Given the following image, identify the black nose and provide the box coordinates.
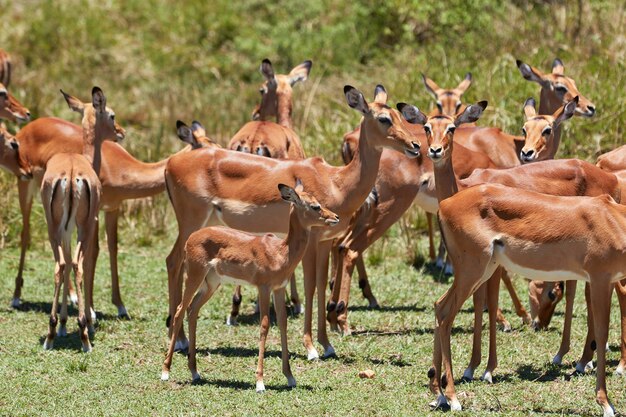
[587,105,595,115]
[520,149,535,160]
[429,146,442,157]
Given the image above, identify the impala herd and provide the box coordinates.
[1,49,625,416]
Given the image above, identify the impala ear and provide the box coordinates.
[288,60,312,86]
[421,73,440,98]
[455,101,487,126]
[278,183,301,204]
[294,178,304,193]
[516,59,551,89]
[191,120,207,140]
[176,120,198,148]
[60,89,85,114]
[344,85,369,115]
[260,59,276,83]
[523,98,537,119]
[455,72,472,94]
[552,58,564,75]
[91,86,106,113]
[553,96,578,126]
[397,102,427,125]
[373,84,388,104]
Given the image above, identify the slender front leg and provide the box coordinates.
[500,269,531,325]
[482,268,501,383]
[315,239,335,357]
[302,239,318,360]
[615,280,626,375]
[356,255,378,308]
[274,287,296,388]
[256,286,271,393]
[576,283,596,374]
[227,285,243,326]
[289,273,301,315]
[105,209,129,319]
[426,212,436,261]
[588,280,614,417]
[335,248,358,336]
[13,179,34,308]
[327,244,344,332]
[554,280,577,365]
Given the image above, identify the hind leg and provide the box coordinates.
[615,280,626,375]
[58,261,72,338]
[227,285,242,326]
[588,279,614,417]
[72,241,91,352]
[274,287,295,387]
[255,285,271,392]
[482,268,502,383]
[289,273,301,315]
[43,245,65,350]
[463,283,486,382]
[187,275,220,381]
[553,280,577,365]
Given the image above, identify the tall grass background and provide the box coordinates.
[0,0,624,261]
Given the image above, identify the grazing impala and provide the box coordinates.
[228,58,310,159]
[164,85,421,359]
[397,99,621,390]
[42,87,120,351]
[162,182,339,391]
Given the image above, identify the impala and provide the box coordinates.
[0,83,30,123]
[228,58,310,159]
[422,72,472,117]
[42,87,121,351]
[162,182,339,391]
[164,85,421,359]
[0,124,31,179]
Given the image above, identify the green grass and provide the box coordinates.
[0,235,625,416]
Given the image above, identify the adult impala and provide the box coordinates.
[42,87,120,352]
[162,182,339,391]
[164,85,421,358]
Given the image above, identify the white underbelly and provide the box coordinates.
[494,246,589,282]
[414,190,438,214]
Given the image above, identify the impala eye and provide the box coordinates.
[521,127,527,136]
[555,85,568,94]
[424,125,432,134]
[446,126,456,135]
[311,204,321,211]
[542,127,552,136]
[378,116,392,125]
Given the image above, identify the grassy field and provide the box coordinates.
[1,0,626,416]
[1,237,625,416]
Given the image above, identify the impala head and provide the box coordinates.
[528,280,564,330]
[176,120,218,149]
[251,58,312,121]
[278,180,339,228]
[61,87,126,142]
[520,97,577,162]
[422,72,472,116]
[517,58,595,117]
[344,84,420,158]
[0,83,30,123]
[398,101,487,164]
[0,124,31,179]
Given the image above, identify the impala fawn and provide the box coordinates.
[162,181,339,391]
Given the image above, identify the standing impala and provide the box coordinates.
[162,182,339,391]
[42,87,121,351]
[228,58,312,319]
[164,85,421,358]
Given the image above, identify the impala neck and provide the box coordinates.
[276,89,293,129]
[280,205,311,273]
[81,119,103,175]
[433,145,459,203]
[539,87,564,160]
[335,118,383,214]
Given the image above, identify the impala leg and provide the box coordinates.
[316,240,335,358]
[576,283,596,374]
[334,247,357,336]
[356,255,378,309]
[482,268,501,383]
[554,280,577,365]
[426,212,436,261]
[227,285,242,326]
[256,285,271,393]
[589,280,614,417]
[327,243,343,331]
[187,275,219,382]
[274,287,295,387]
[73,240,91,352]
[83,218,99,331]
[58,260,71,338]
[43,245,65,350]
[464,283,486,382]
[615,279,626,376]
[302,240,318,360]
[13,179,35,308]
[501,269,530,325]
[289,273,301,315]
[105,209,129,319]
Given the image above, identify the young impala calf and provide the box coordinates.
[41,87,122,351]
[162,182,339,391]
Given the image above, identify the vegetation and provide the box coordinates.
[0,0,624,415]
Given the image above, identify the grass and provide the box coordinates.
[0,1,625,416]
[0,235,625,416]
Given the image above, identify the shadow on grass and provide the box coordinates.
[196,346,356,364]
[350,325,472,337]
[187,377,313,391]
[350,304,427,313]
[514,363,564,382]
[13,301,138,322]
[37,331,95,351]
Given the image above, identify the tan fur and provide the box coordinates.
[41,87,120,352]
[422,72,472,117]
[162,184,338,388]
[164,85,421,358]
[0,82,29,123]
[0,124,31,178]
